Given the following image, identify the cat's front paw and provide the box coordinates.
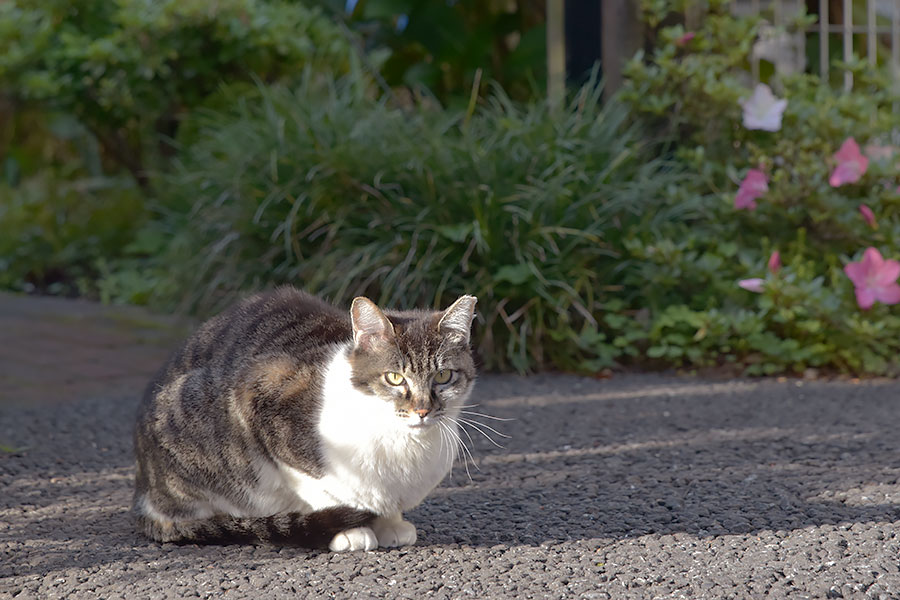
[328,526,378,552]
[371,517,417,548]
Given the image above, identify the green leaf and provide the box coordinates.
[494,263,531,285]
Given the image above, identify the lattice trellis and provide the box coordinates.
[737,0,900,90]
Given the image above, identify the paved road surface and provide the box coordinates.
[1,293,899,598]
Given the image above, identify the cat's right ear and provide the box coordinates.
[350,297,395,350]
[438,295,477,345]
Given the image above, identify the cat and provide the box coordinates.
[133,286,477,551]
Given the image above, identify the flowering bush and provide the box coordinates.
[620,0,900,375]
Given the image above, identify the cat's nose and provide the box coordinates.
[413,408,430,418]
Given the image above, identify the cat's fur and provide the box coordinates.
[133,286,477,551]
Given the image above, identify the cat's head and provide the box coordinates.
[347,295,477,430]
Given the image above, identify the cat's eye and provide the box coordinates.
[433,369,453,384]
[384,372,406,386]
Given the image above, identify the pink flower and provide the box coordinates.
[844,247,900,310]
[768,250,781,274]
[860,204,878,229]
[740,84,788,132]
[738,278,766,293]
[829,138,869,187]
[675,31,696,46]
[735,169,768,210]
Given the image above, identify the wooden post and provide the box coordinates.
[843,0,852,90]
[547,0,566,110]
[601,0,642,98]
[819,0,829,81]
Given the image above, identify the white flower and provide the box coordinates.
[740,83,788,132]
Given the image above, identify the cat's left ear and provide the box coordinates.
[351,297,395,350]
[438,295,477,345]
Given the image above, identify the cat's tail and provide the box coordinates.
[137,506,376,548]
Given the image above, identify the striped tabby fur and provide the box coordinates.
[133,286,477,550]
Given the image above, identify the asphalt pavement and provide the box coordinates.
[1,292,899,599]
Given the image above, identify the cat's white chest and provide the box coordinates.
[278,347,456,516]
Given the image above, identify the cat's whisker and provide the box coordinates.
[456,418,508,448]
[452,418,480,466]
[442,421,477,480]
[445,417,499,471]
[436,419,446,454]
[447,437,472,482]
[452,427,479,477]
[458,410,515,422]
[458,417,511,440]
[450,430,478,483]
[437,422,454,479]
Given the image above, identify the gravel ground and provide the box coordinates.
[2,372,900,599]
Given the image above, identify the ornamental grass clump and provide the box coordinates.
[150,75,686,372]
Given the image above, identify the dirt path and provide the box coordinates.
[1,293,898,598]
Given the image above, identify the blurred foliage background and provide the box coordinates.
[319,0,547,103]
[4,0,900,376]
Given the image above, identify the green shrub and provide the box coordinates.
[0,0,359,299]
[140,75,685,372]
[0,107,151,298]
[0,171,143,296]
[0,0,355,186]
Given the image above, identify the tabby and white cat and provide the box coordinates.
[133,287,477,551]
